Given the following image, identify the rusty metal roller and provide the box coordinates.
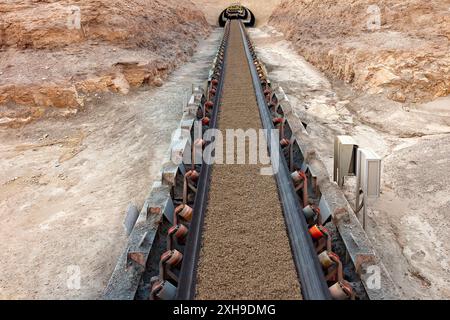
[303,205,321,226]
[161,249,183,267]
[175,204,193,222]
[185,169,199,182]
[168,224,189,245]
[149,278,177,300]
[202,117,210,126]
[329,281,354,300]
[318,251,335,269]
[291,170,306,185]
[280,138,290,148]
[204,100,214,110]
[309,224,329,240]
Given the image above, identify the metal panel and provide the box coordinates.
[355,148,381,230]
[333,135,358,187]
[357,148,381,198]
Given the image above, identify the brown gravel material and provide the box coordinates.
[195,21,301,300]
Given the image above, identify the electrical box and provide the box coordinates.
[333,136,358,187]
[356,148,381,198]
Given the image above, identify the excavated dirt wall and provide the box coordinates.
[0,0,210,126]
[269,0,450,103]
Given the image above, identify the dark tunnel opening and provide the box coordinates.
[218,5,256,27]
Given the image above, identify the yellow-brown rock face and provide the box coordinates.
[269,0,450,103]
[0,0,210,125]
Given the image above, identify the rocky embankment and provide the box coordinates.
[0,0,209,126]
[269,0,450,103]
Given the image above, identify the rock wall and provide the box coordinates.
[269,0,450,103]
[0,0,209,125]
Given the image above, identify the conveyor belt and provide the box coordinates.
[195,20,302,300]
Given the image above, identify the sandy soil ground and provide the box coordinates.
[249,26,450,299]
[0,30,222,299]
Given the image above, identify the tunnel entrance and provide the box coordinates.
[218,4,255,27]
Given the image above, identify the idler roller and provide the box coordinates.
[329,281,354,300]
[161,249,183,267]
[202,116,210,126]
[318,251,336,269]
[168,224,189,245]
[150,278,177,300]
[309,224,332,253]
[204,100,214,111]
[309,224,329,240]
[273,116,284,126]
[303,204,321,227]
[291,170,306,185]
[185,169,199,182]
[291,170,309,207]
[175,204,193,222]
[280,137,290,148]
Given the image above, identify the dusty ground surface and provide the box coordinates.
[196,21,300,300]
[0,29,222,299]
[192,0,281,26]
[269,0,450,104]
[250,26,450,299]
[0,0,209,126]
